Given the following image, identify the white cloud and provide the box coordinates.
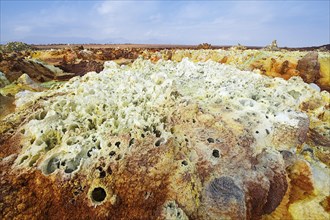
[14,25,32,34]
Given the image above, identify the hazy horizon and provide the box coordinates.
[1,1,329,47]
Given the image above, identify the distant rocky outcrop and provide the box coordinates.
[263,40,280,51]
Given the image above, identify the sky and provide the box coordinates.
[0,0,329,47]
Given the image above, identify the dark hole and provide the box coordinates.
[185,138,189,142]
[155,139,162,147]
[61,161,66,166]
[255,131,259,134]
[99,171,106,178]
[141,133,145,138]
[192,119,196,123]
[226,107,230,110]
[207,138,214,143]
[182,160,188,166]
[155,130,161,138]
[129,138,135,147]
[265,129,270,135]
[87,147,95,157]
[109,151,116,157]
[91,187,107,202]
[115,142,121,148]
[30,138,35,144]
[212,149,220,158]
[20,155,29,164]
[64,168,74,173]
[266,115,269,119]
[107,166,113,175]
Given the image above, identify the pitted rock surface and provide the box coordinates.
[0,59,329,219]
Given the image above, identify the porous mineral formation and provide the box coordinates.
[0,58,329,219]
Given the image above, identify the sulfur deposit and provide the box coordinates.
[0,58,329,219]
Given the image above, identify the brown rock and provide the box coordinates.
[0,58,56,83]
[56,60,104,76]
[0,95,15,120]
[297,52,320,83]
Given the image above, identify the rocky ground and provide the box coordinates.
[0,42,329,219]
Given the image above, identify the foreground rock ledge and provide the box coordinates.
[0,59,329,219]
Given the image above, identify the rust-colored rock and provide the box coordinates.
[0,58,55,82]
[56,60,104,76]
[297,52,321,83]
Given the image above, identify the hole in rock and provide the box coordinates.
[182,160,188,166]
[92,136,97,142]
[64,159,80,173]
[207,138,214,143]
[97,167,106,178]
[99,171,106,178]
[109,151,116,157]
[129,138,135,147]
[265,129,270,135]
[91,187,107,203]
[115,142,121,148]
[45,157,60,174]
[87,147,96,157]
[155,130,161,138]
[29,154,40,167]
[212,149,220,158]
[155,138,164,147]
[20,155,29,164]
[65,168,74,173]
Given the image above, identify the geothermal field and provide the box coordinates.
[0,42,330,219]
